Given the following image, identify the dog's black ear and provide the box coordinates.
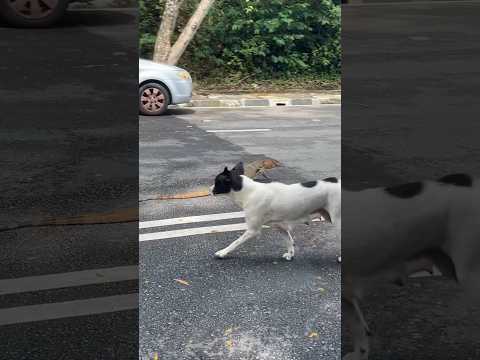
[223,166,230,174]
[231,162,244,191]
[232,162,244,175]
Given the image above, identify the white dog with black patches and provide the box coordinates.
[342,173,480,360]
[210,162,341,260]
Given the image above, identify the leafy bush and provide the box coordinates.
[140,0,340,81]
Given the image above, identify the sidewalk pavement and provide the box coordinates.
[173,90,341,108]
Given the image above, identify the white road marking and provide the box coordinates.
[139,211,245,229]
[206,128,271,133]
[409,36,431,41]
[139,217,323,242]
[140,223,248,242]
[171,104,340,110]
[0,294,138,326]
[0,266,138,296]
[409,266,443,278]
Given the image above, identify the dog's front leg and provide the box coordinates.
[283,229,295,261]
[214,228,261,259]
[276,223,295,261]
[343,298,370,360]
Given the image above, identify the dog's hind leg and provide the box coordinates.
[214,227,261,259]
[343,298,370,360]
[352,298,372,336]
[444,223,480,301]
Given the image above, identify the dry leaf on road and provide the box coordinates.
[174,279,190,286]
[225,338,234,351]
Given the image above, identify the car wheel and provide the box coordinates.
[139,83,170,116]
[0,0,69,27]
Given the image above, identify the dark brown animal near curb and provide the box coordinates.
[154,158,282,200]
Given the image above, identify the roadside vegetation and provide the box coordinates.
[140,0,341,92]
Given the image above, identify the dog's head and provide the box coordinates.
[211,162,244,195]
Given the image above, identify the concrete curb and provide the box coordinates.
[173,95,341,108]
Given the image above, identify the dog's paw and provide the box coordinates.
[282,252,294,261]
[214,250,228,259]
[337,256,342,263]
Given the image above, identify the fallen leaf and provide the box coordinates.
[318,287,325,292]
[153,352,159,360]
[225,338,234,351]
[307,331,319,338]
[174,279,190,286]
[224,327,233,335]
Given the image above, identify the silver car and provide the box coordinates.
[139,59,193,116]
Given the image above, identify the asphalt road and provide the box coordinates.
[343,1,480,359]
[0,9,138,359]
[139,106,341,360]
[342,0,480,187]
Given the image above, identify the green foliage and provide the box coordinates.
[139,0,162,56]
[139,0,340,81]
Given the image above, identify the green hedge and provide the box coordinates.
[140,0,340,80]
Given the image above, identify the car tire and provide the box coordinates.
[0,0,69,28]
[139,82,171,116]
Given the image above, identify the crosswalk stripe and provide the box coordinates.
[139,211,245,229]
[139,223,248,242]
[0,294,138,326]
[0,266,138,296]
[206,129,271,133]
[139,218,323,242]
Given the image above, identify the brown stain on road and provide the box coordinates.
[2,158,280,231]
[38,207,139,226]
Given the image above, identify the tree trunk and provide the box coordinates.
[153,0,184,63]
[167,0,216,65]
